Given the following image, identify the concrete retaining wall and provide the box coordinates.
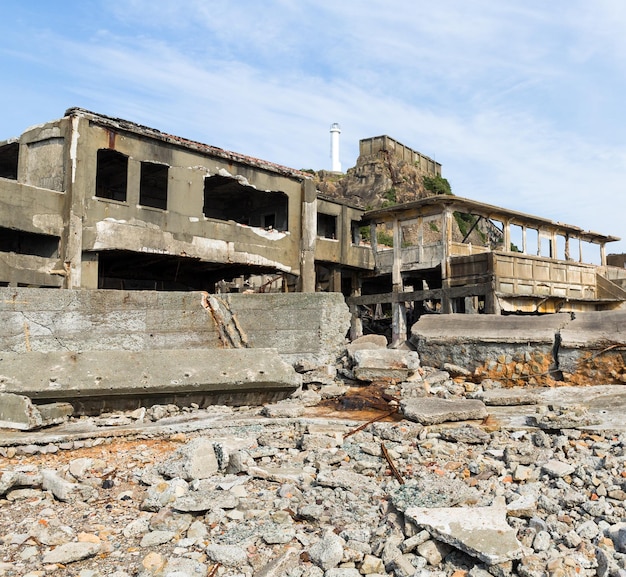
[0,288,350,366]
[411,312,626,387]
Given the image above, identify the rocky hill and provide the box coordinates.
[311,147,450,210]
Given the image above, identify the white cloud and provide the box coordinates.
[0,0,624,251]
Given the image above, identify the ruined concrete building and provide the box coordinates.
[0,108,370,293]
[1,108,624,343]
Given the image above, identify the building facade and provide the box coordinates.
[0,108,372,292]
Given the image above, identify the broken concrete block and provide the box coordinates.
[346,334,388,356]
[404,497,523,565]
[0,393,73,430]
[351,349,420,382]
[42,541,101,565]
[410,314,566,386]
[541,459,575,478]
[0,470,43,497]
[157,438,219,481]
[41,469,98,503]
[471,389,540,406]
[400,397,488,425]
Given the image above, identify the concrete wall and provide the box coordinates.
[0,287,350,366]
[411,312,626,387]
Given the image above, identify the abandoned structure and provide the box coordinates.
[350,196,626,342]
[1,108,624,344]
[0,108,371,293]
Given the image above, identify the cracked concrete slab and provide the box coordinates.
[0,348,301,413]
[405,497,523,565]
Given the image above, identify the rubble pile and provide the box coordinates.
[1,345,626,577]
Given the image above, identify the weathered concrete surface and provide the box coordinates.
[350,349,420,382]
[558,310,626,385]
[411,313,567,386]
[400,398,488,425]
[411,312,626,387]
[0,349,301,413]
[0,288,350,366]
[470,389,539,406]
[405,497,523,565]
[0,393,73,430]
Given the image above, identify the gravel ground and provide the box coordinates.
[2,367,626,577]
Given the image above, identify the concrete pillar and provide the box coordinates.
[299,179,317,293]
[349,272,363,340]
[600,243,606,266]
[391,217,407,344]
[330,267,342,293]
[65,116,84,289]
[81,252,99,289]
[503,219,511,252]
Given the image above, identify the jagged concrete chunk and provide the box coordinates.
[401,397,488,425]
[42,542,101,565]
[351,349,420,382]
[541,459,575,478]
[157,438,219,481]
[41,469,98,503]
[0,393,73,430]
[405,497,522,565]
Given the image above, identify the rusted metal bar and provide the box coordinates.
[381,441,404,485]
[343,409,397,439]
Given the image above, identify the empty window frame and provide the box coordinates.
[0,142,19,180]
[317,213,337,239]
[96,149,128,201]
[509,223,524,253]
[139,161,168,209]
[0,226,59,258]
[203,175,289,231]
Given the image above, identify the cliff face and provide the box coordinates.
[313,148,443,209]
[311,140,499,248]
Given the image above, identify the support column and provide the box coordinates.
[440,209,453,314]
[349,272,363,341]
[600,243,606,267]
[329,266,342,293]
[391,217,407,345]
[299,179,317,292]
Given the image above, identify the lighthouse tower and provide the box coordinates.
[330,123,341,172]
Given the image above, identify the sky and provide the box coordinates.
[1,1,625,253]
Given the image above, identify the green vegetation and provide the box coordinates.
[376,229,394,247]
[453,211,487,243]
[359,225,394,247]
[423,174,452,196]
[429,221,439,232]
[381,187,397,208]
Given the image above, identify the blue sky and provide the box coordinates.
[1,1,625,253]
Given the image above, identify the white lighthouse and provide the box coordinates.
[330,123,341,172]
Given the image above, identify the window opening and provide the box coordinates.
[203,175,288,231]
[0,226,59,258]
[0,142,19,180]
[140,161,168,209]
[317,213,337,239]
[509,224,524,253]
[96,149,128,201]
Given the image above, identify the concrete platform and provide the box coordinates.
[0,348,301,414]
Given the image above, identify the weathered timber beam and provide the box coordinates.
[346,283,490,306]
